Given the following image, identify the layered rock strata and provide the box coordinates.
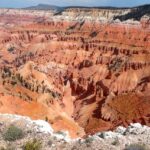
[0,5,149,137]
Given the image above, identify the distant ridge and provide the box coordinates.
[24,3,150,10]
[25,4,63,11]
[24,4,150,21]
[114,4,150,21]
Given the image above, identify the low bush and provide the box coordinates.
[23,139,42,150]
[3,125,24,141]
[7,47,14,52]
[111,138,120,146]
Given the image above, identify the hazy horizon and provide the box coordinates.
[0,0,149,8]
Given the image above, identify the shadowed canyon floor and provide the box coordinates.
[0,5,150,138]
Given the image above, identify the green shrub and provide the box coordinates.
[124,143,148,150]
[111,138,120,146]
[45,116,49,122]
[7,47,14,52]
[3,125,24,141]
[23,139,42,150]
[85,137,94,143]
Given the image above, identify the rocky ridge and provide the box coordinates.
[0,114,150,150]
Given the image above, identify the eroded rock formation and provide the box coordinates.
[0,5,149,137]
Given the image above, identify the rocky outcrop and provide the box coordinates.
[0,5,149,137]
[0,114,149,150]
[114,4,150,21]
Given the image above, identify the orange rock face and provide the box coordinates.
[0,7,149,137]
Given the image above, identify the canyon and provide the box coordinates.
[0,5,149,138]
